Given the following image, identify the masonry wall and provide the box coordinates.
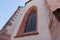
[1,0,60,40]
[49,11,60,40]
[47,0,60,40]
[10,0,51,40]
[47,0,60,11]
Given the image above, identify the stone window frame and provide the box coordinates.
[15,6,39,38]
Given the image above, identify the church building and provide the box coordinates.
[0,0,60,40]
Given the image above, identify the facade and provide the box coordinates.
[0,0,60,40]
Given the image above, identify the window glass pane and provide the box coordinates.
[24,15,31,32]
[24,10,36,33]
[30,11,36,31]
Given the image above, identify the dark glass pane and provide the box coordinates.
[24,15,31,32]
[24,10,36,33]
[30,11,36,31]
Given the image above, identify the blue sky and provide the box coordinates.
[0,0,28,30]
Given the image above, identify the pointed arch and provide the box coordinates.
[15,6,39,38]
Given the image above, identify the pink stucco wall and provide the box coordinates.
[47,0,60,11]
[49,12,60,40]
[48,0,60,40]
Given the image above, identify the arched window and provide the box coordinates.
[15,6,39,38]
[24,10,36,33]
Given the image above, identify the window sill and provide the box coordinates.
[14,31,39,38]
